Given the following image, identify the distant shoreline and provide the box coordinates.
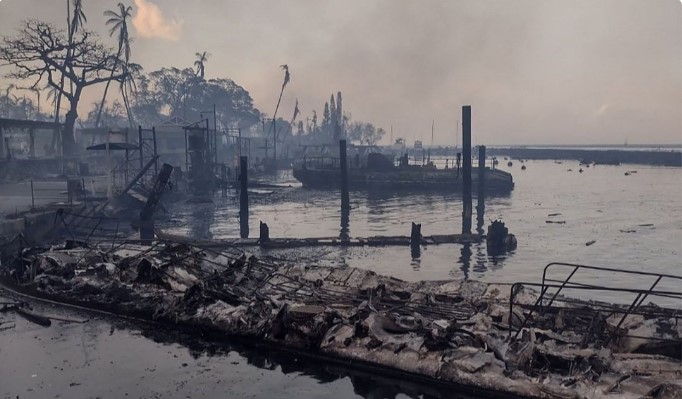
[486,147,682,166]
[397,146,682,166]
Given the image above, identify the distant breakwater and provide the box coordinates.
[486,147,681,166]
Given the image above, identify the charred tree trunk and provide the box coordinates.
[62,106,78,156]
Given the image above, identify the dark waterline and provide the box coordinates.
[0,298,484,399]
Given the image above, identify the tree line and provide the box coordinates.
[0,1,385,156]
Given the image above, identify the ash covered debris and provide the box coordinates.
[1,240,680,399]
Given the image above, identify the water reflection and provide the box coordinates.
[188,203,215,239]
[340,206,350,241]
[459,243,472,280]
[137,322,481,399]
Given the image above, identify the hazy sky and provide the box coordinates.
[0,0,680,145]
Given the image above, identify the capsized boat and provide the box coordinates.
[293,152,514,192]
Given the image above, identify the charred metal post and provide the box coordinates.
[221,163,227,197]
[29,128,35,158]
[139,163,174,242]
[462,106,472,235]
[239,156,249,238]
[340,140,350,211]
[259,221,270,243]
[138,125,144,171]
[476,145,486,235]
[152,126,158,177]
[124,129,130,185]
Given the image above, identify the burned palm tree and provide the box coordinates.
[270,64,290,163]
[95,2,133,128]
[182,51,210,119]
[120,62,142,128]
[193,51,211,79]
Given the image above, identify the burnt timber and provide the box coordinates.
[156,230,482,248]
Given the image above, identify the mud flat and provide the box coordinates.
[1,240,680,399]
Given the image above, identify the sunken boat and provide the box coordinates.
[293,151,515,192]
[1,239,680,399]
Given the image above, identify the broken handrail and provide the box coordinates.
[540,262,682,309]
[509,271,682,348]
[510,263,682,340]
[56,209,123,246]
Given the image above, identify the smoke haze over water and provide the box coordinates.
[0,0,679,145]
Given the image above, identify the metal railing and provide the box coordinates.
[508,262,682,347]
[30,178,86,209]
[54,209,122,249]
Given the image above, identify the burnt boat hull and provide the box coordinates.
[293,167,514,192]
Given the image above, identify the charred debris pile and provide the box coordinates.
[0,239,680,398]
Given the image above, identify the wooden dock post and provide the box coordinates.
[410,222,422,258]
[339,139,350,211]
[476,145,486,234]
[239,156,249,238]
[259,221,269,243]
[462,106,472,234]
[340,139,350,241]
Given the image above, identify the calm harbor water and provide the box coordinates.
[0,298,471,399]
[162,159,682,306]
[3,159,679,399]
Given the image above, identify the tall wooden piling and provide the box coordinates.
[410,222,422,258]
[339,140,350,210]
[476,145,486,234]
[239,156,249,238]
[462,106,472,234]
